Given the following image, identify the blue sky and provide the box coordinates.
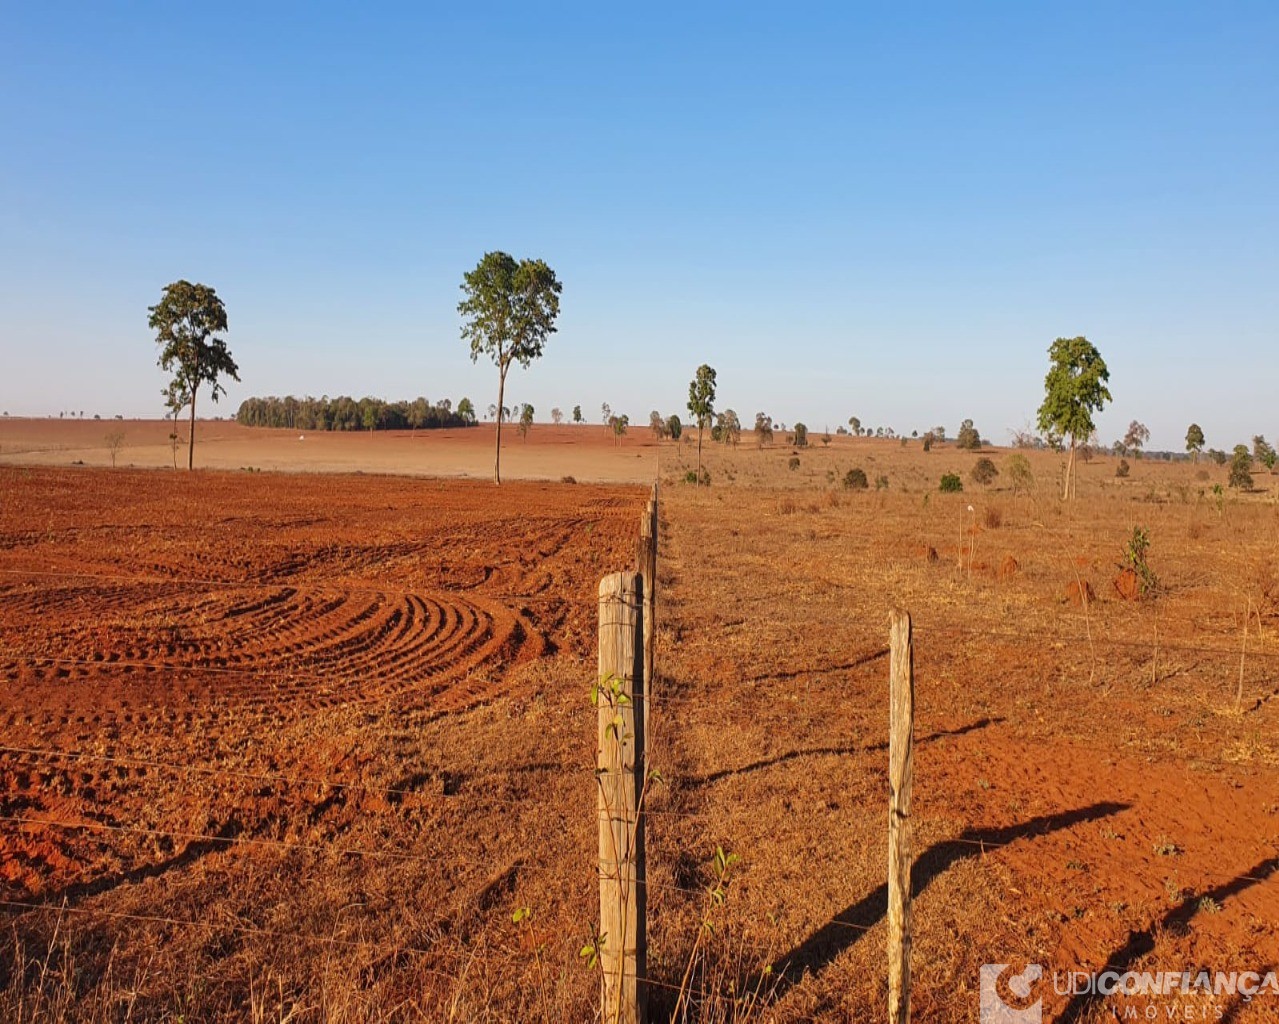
[2,2,1275,450]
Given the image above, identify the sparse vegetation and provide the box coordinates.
[939,473,963,493]
[104,429,125,467]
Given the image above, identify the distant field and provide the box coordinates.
[0,418,664,483]
[2,433,1277,1021]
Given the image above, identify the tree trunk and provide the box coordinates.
[187,387,198,471]
[494,367,507,485]
[1063,437,1076,500]
[696,424,703,485]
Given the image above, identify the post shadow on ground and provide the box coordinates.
[1058,853,1279,1023]
[30,818,247,909]
[683,716,1005,789]
[737,646,890,686]
[764,801,1131,997]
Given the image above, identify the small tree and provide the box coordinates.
[1253,435,1277,471]
[1036,336,1112,499]
[1005,453,1034,495]
[687,364,717,484]
[1229,445,1254,489]
[921,431,934,452]
[754,412,774,448]
[551,407,563,425]
[458,251,561,484]
[601,402,611,426]
[518,403,534,441]
[649,410,667,441]
[148,280,239,470]
[104,429,125,468]
[457,397,476,425]
[791,422,809,447]
[666,414,682,441]
[716,409,741,446]
[848,416,861,436]
[163,379,189,470]
[1185,423,1205,461]
[1123,420,1150,459]
[609,413,629,445]
[956,419,981,450]
[572,404,582,424]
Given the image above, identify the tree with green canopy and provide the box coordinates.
[148,280,239,470]
[458,251,561,484]
[1036,336,1112,499]
[1185,423,1205,461]
[687,364,717,485]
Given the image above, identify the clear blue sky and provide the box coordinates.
[2,2,1275,450]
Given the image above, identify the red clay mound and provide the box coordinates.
[1113,567,1142,601]
[1064,579,1095,606]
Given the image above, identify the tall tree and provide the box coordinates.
[458,251,562,484]
[1036,336,1112,500]
[1123,420,1150,458]
[687,364,717,485]
[148,280,239,470]
[1185,423,1205,461]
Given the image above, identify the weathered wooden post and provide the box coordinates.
[888,608,914,1024]
[636,491,658,733]
[598,572,647,1024]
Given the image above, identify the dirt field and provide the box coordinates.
[2,435,1277,1022]
[0,418,664,483]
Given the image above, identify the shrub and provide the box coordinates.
[875,474,889,490]
[1121,525,1160,595]
[970,457,998,486]
[939,473,963,493]
[843,468,868,490]
[684,468,711,486]
[560,475,577,484]
[792,423,809,447]
[1116,459,1130,478]
[788,456,801,471]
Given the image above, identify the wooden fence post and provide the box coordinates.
[598,572,647,1024]
[888,608,914,1024]
[636,490,658,734]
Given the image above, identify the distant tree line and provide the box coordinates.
[235,395,476,431]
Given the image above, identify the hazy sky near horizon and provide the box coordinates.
[2,3,1275,451]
